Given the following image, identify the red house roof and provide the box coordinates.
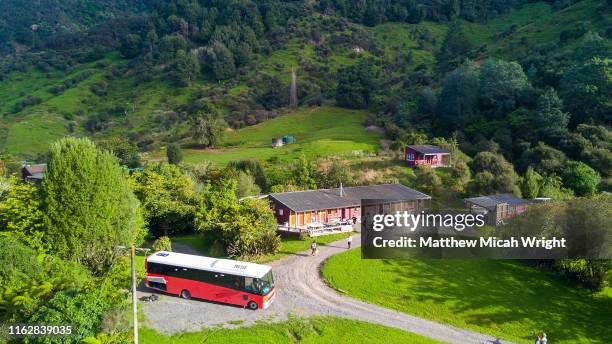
[407,145,450,155]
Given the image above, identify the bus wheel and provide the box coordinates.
[247,301,258,310]
[180,290,191,300]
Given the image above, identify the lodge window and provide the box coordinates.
[407,153,414,161]
[278,208,283,215]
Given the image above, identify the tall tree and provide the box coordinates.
[559,58,611,124]
[335,59,376,109]
[562,161,601,196]
[469,151,520,195]
[210,42,236,80]
[435,21,472,75]
[169,49,200,87]
[478,59,529,115]
[520,166,543,199]
[190,104,227,148]
[533,88,569,141]
[42,137,143,274]
[166,143,183,165]
[436,63,479,132]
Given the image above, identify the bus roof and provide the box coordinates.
[146,251,272,279]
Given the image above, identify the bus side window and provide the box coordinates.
[194,269,213,283]
[244,277,254,292]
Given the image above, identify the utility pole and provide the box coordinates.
[131,244,138,344]
[117,245,149,344]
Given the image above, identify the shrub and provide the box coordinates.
[152,236,172,252]
[28,289,111,342]
[166,143,183,165]
[0,237,43,290]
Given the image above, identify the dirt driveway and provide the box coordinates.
[139,235,513,344]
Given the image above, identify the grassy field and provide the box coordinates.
[169,232,352,263]
[172,106,380,166]
[3,112,69,158]
[140,316,443,344]
[323,250,612,343]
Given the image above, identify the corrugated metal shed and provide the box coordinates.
[464,193,532,211]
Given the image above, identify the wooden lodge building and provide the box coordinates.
[267,183,431,229]
[405,145,450,168]
[464,193,533,225]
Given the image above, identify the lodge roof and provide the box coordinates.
[464,193,532,211]
[268,183,430,212]
[407,145,450,155]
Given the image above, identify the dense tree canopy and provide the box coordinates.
[129,163,197,237]
[42,137,142,273]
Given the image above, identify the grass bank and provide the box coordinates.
[140,316,443,344]
[322,250,612,343]
[169,232,352,263]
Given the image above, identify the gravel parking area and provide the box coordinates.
[139,235,513,344]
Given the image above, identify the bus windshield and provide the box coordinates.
[246,271,274,295]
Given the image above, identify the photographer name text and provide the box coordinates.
[372,236,567,250]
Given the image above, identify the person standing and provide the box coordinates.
[534,335,541,344]
[541,333,547,344]
[311,240,317,256]
[347,235,353,249]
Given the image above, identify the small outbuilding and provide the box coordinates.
[464,193,533,226]
[272,137,283,148]
[22,163,47,182]
[282,135,294,144]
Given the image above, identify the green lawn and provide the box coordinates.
[140,316,443,344]
[175,106,380,166]
[323,250,612,343]
[168,232,351,263]
[254,232,351,263]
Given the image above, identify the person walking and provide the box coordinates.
[347,235,353,249]
[534,335,541,344]
[311,240,317,256]
[541,333,547,344]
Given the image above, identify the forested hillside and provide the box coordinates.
[0,0,150,54]
[0,0,610,188]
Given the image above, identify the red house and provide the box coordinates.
[405,145,450,168]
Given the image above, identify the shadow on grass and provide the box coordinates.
[380,259,612,343]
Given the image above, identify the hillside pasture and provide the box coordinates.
[174,106,381,166]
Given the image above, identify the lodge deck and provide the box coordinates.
[278,222,356,237]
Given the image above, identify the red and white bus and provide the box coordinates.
[145,251,275,310]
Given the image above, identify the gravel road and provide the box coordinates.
[139,234,513,344]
